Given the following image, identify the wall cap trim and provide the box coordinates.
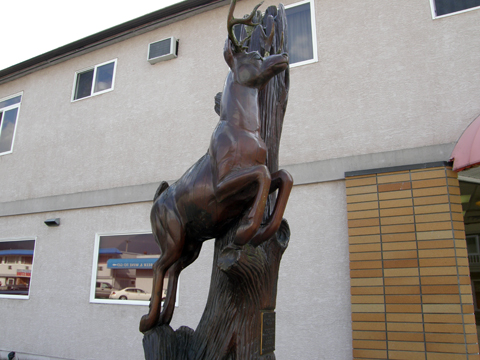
[345,161,452,178]
[0,143,455,217]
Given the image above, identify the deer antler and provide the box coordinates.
[264,23,284,56]
[277,32,284,54]
[227,0,263,52]
[264,23,275,56]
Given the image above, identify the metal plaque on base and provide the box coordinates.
[260,311,275,355]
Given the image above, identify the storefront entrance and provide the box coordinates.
[459,169,480,338]
[452,114,480,337]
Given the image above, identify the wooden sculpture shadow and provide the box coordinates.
[139,0,293,334]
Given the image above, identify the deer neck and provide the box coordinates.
[220,72,261,132]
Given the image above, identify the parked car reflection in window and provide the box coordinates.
[109,287,151,300]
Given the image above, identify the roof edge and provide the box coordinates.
[0,0,228,85]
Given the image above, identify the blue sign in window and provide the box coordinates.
[106,258,157,269]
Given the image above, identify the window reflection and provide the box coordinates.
[434,0,480,16]
[94,62,115,93]
[92,233,169,304]
[0,108,19,153]
[0,95,21,109]
[74,70,94,100]
[0,239,36,297]
[73,60,116,101]
[286,2,315,64]
[0,94,22,156]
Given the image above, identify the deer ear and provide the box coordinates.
[224,39,235,69]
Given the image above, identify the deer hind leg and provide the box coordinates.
[159,241,203,325]
[139,207,185,333]
[213,165,271,246]
[250,169,293,246]
[139,255,172,333]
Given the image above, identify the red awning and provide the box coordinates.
[450,114,480,172]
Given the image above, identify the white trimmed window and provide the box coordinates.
[0,93,22,156]
[286,0,317,67]
[430,0,480,18]
[90,232,176,306]
[72,59,117,101]
[232,1,317,67]
[0,238,36,299]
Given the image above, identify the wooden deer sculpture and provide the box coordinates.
[139,0,293,333]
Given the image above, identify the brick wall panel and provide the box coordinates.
[347,166,480,359]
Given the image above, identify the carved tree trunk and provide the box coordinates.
[143,5,290,360]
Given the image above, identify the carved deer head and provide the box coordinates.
[224,0,288,89]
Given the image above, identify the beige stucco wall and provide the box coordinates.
[1,0,480,359]
[0,182,351,360]
[283,0,480,164]
[0,0,479,203]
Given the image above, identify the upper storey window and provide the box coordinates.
[431,0,480,17]
[232,1,317,67]
[286,0,317,67]
[0,93,22,156]
[72,59,117,101]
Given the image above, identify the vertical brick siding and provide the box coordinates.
[346,166,480,360]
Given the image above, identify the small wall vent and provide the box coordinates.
[148,37,179,64]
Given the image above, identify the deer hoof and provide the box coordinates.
[139,314,154,333]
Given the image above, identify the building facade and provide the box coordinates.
[0,0,479,359]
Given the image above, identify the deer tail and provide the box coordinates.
[153,181,169,202]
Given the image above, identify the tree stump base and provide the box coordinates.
[143,221,289,360]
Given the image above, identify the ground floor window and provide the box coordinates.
[90,232,172,305]
[0,238,35,299]
[461,181,480,326]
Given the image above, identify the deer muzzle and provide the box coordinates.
[264,53,289,74]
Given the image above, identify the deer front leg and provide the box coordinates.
[250,169,293,246]
[213,165,271,246]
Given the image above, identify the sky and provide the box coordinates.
[0,0,182,71]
